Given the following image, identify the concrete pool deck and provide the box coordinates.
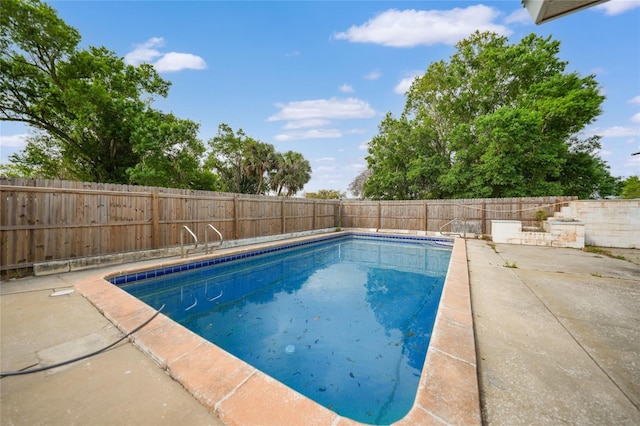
[467,240,640,425]
[1,236,639,425]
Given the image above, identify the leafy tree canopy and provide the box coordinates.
[206,124,311,196]
[305,189,345,199]
[270,150,312,197]
[363,31,616,200]
[621,176,640,199]
[0,0,213,189]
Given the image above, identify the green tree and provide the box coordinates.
[558,136,620,199]
[365,114,447,199]
[305,189,345,199]
[126,111,218,189]
[270,151,312,196]
[206,124,310,196]
[0,131,72,178]
[243,138,276,194]
[1,0,165,182]
[1,0,213,189]
[206,124,261,193]
[365,31,614,200]
[621,176,640,199]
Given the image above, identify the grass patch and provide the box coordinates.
[0,267,33,281]
[583,246,628,261]
[487,242,497,253]
[591,272,603,278]
[504,260,517,268]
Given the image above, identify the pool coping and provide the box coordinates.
[74,232,481,425]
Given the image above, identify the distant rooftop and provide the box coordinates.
[522,0,609,24]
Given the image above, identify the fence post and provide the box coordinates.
[27,190,35,265]
[233,195,239,240]
[281,199,286,234]
[481,202,486,235]
[312,200,317,230]
[424,202,428,232]
[377,202,381,229]
[152,190,160,249]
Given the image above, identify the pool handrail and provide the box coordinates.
[180,224,224,258]
[439,218,465,238]
[180,225,198,258]
[204,224,224,254]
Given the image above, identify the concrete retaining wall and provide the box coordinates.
[492,220,585,248]
[557,200,639,248]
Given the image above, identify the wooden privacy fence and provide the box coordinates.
[340,196,576,234]
[0,178,339,272]
[0,177,576,273]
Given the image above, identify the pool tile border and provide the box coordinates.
[75,233,480,425]
[107,232,453,286]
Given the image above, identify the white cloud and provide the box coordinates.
[334,6,511,47]
[628,96,640,104]
[315,157,336,162]
[345,163,366,172]
[632,113,640,124]
[364,70,381,80]
[124,37,164,64]
[339,84,354,93]
[595,0,640,15]
[0,134,28,148]
[394,72,421,94]
[586,126,640,138]
[598,149,612,157]
[286,50,300,57]
[358,141,369,150]
[316,166,337,172]
[316,174,344,185]
[283,119,331,129]
[154,52,207,72]
[504,8,532,24]
[125,37,207,72]
[268,98,376,122]
[345,128,367,136]
[274,129,343,142]
[270,99,374,141]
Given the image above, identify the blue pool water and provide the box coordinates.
[116,234,452,424]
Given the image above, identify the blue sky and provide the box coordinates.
[1,0,639,195]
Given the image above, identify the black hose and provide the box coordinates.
[0,304,165,378]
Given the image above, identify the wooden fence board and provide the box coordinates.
[0,177,575,272]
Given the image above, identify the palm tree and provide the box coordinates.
[270,151,311,196]
[243,140,276,194]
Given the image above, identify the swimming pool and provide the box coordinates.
[115,234,452,424]
[78,231,480,425]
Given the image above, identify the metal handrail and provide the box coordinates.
[439,218,465,238]
[180,225,198,258]
[204,224,224,254]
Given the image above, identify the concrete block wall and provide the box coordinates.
[491,220,522,243]
[557,200,639,249]
[492,220,584,248]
